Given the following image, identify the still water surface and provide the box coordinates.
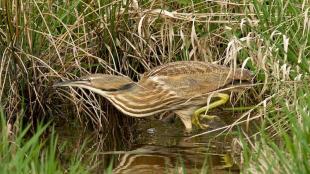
[56,112,244,174]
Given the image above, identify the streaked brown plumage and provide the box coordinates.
[54,61,252,130]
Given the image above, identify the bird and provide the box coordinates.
[54,61,252,131]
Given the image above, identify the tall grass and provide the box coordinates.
[0,110,88,174]
[242,84,310,173]
[236,0,310,173]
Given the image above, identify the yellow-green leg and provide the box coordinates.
[217,154,234,169]
[192,93,229,129]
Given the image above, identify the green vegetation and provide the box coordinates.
[0,0,309,173]
[242,84,310,173]
[0,111,88,174]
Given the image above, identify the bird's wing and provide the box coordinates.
[142,61,226,78]
[141,61,252,98]
[142,61,252,81]
[145,73,233,98]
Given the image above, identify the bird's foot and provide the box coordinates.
[192,113,220,129]
[192,112,203,129]
[200,114,220,120]
[214,154,234,169]
[192,93,228,129]
[183,128,193,136]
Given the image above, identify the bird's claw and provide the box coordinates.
[213,154,234,169]
[192,113,219,129]
[200,115,220,121]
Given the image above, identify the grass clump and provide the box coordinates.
[231,0,310,173]
[0,111,88,174]
[241,84,310,173]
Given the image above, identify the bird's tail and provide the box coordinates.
[233,68,253,81]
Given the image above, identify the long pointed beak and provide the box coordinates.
[53,79,91,87]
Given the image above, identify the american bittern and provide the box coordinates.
[54,61,252,131]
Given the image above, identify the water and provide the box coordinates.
[55,111,245,173]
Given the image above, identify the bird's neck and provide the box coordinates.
[103,82,180,117]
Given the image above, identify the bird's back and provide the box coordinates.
[140,61,252,98]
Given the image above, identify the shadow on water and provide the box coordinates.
[55,110,253,174]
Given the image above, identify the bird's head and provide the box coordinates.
[54,74,135,95]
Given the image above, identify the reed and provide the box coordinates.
[0,110,88,174]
